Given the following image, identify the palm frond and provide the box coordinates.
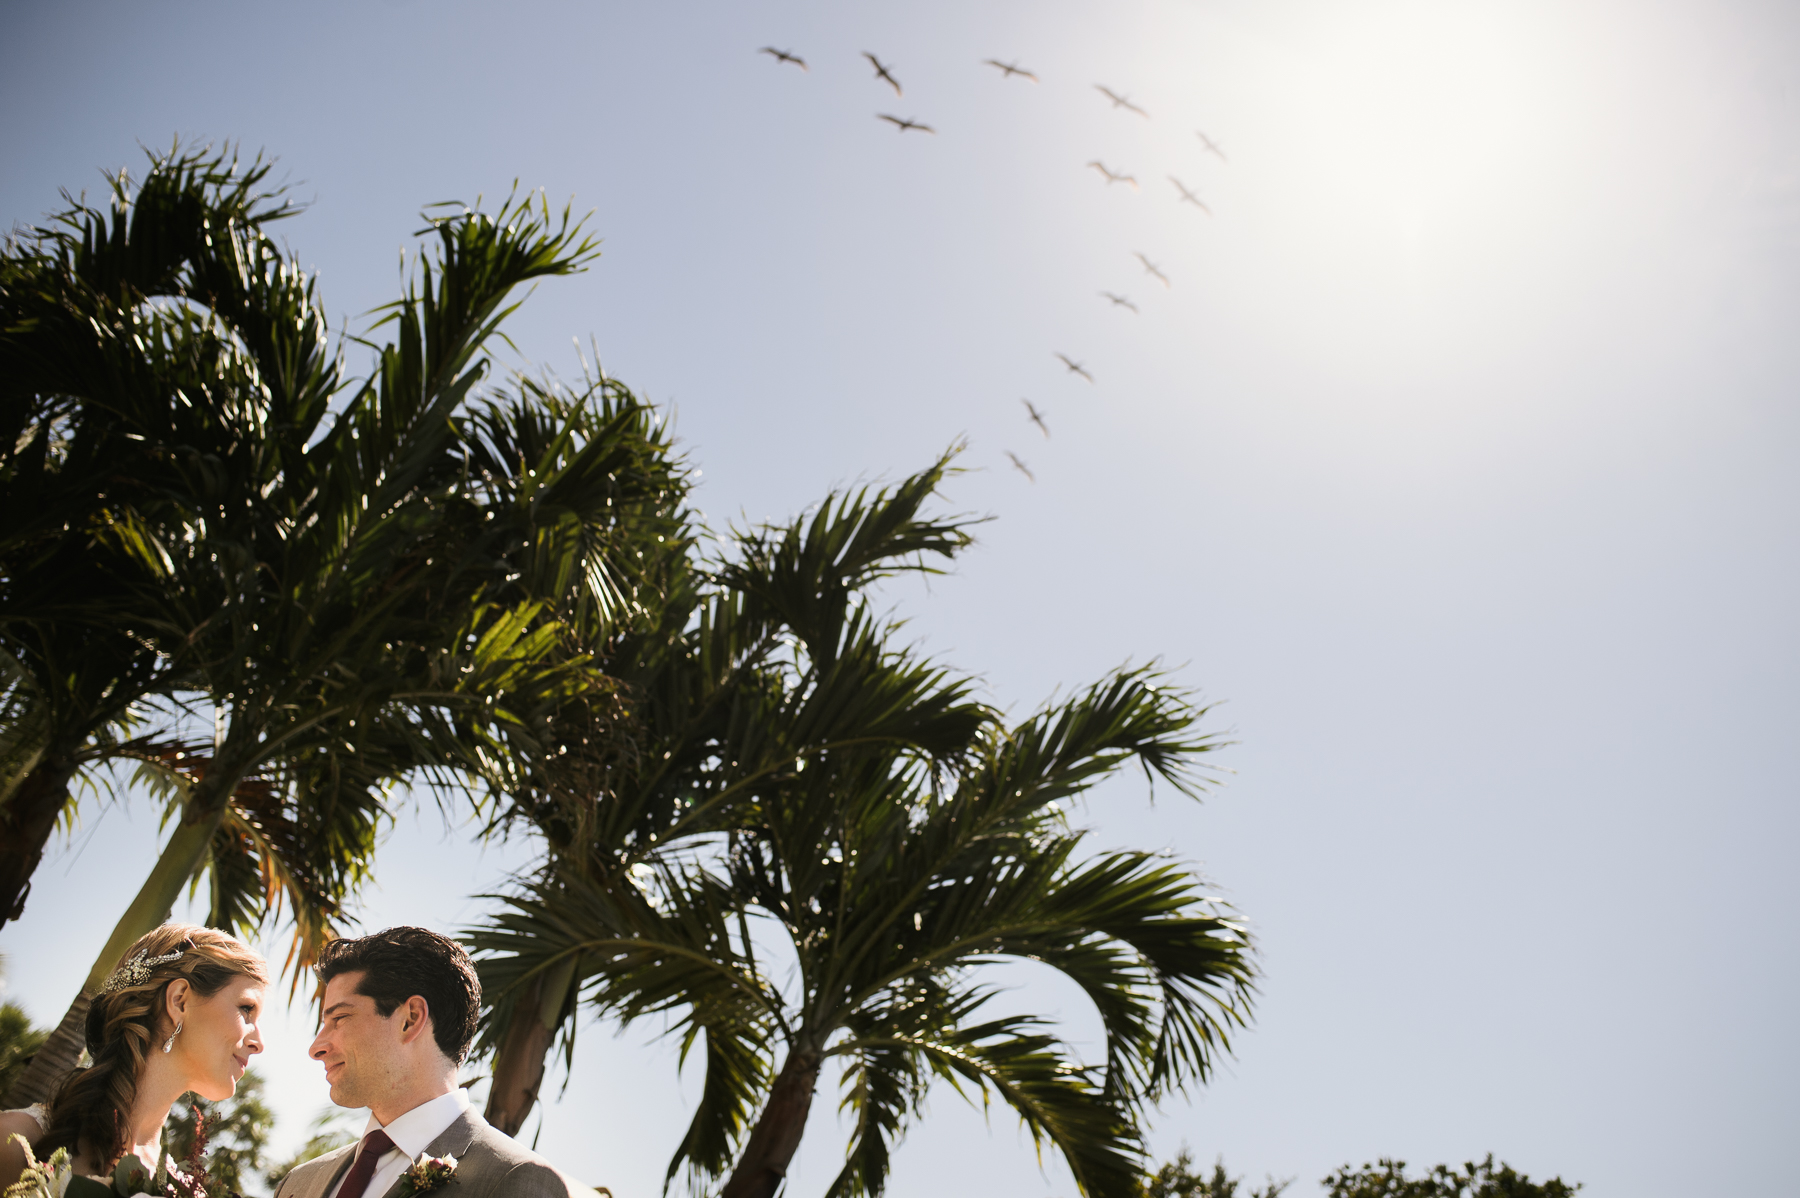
[1015,850,1255,1102]
[718,448,984,666]
[665,1019,772,1190]
[851,1017,1144,1198]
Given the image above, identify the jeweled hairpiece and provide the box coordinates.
[100,945,189,994]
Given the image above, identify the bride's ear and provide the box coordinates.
[164,977,192,1021]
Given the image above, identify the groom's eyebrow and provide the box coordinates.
[321,1001,357,1017]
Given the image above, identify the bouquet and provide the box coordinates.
[5,1103,218,1198]
[4,1136,72,1198]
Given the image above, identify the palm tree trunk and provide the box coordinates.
[0,753,75,925]
[484,957,577,1136]
[1,777,236,1107]
[718,1046,822,1198]
[4,987,94,1109]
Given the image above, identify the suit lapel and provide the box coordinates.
[373,1109,483,1198]
[302,1145,357,1198]
[424,1108,482,1160]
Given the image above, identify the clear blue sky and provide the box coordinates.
[4,2,1797,1196]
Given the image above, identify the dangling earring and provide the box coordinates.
[162,1021,182,1053]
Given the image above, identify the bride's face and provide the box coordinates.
[171,976,265,1101]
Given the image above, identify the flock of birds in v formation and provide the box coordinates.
[758,44,1227,484]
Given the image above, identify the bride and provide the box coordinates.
[0,924,268,1194]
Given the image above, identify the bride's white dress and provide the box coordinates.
[8,1103,47,1133]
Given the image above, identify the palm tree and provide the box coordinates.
[0,146,324,925]
[471,456,993,1135]
[473,567,1254,1197]
[3,147,634,1104]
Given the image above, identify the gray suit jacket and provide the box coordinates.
[273,1108,596,1198]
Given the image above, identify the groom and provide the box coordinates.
[275,927,595,1198]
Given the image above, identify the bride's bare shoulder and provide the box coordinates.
[0,1107,50,1190]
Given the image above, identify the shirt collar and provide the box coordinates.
[366,1088,471,1158]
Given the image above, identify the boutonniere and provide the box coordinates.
[390,1155,458,1198]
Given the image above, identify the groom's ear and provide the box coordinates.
[396,994,434,1046]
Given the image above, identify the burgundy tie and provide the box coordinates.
[336,1129,396,1198]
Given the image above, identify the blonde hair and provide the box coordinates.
[41,924,268,1170]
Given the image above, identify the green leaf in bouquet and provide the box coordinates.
[109,1155,147,1196]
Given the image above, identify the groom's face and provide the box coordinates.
[310,971,412,1108]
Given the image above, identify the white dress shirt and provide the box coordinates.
[326,1088,471,1198]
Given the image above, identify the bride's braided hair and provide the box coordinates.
[39,924,267,1170]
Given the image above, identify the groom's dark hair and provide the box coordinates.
[316,926,481,1064]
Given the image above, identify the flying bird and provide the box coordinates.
[1054,353,1094,383]
[759,47,807,70]
[1086,160,1140,190]
[1100,291,1139,314]
[1021,399,1050,437]
[984,58,1038,82]
[1169,176,1212,214]
[877,114,935,134]
[1006,451,1036,482]
[863,51,903,95]
[1094,85,1149,118]
[1195,129,1227,161]
[1133,252,1171,288]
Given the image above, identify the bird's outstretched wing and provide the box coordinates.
[877,114,935,133]
[1134,252,1171,287]
[984,58,1039,81]
[863,51,903,95]
[1022,399,1050,437]
[1054,353,1094,383]
[1169,176,1212,213]
[1006,451,1036,482]
[1095,84,1149,117]
[1196,130,1227,160]
[759,47,808,70]
[1087,161,1138,189]
[1100,291,1139,313]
